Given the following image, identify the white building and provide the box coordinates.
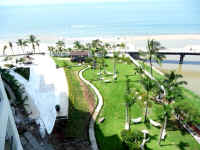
[0,75,23,150]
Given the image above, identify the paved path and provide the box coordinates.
[79,66,104,150]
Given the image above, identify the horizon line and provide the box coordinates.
[0,0,132,7]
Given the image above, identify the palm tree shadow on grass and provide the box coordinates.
[166,120,188,136]
[49,98,91,145]
[143,134,157,150]
[95,124,126,150]
[149,134,158,142]
[177,141,189,150]
[160,141,189,150]
[95,123,157,150]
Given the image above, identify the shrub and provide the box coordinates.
[18,57,26,63]
[0,68,27,107]
[4,56,13,61]
[14,67,30,80]
[85,57,93,63]
[174,101,200,125]
[4,64,15,69]
[121,129,143,150]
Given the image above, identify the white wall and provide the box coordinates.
[0,75,23,150]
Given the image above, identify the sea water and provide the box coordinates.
[0,0,200,39]
[1,0,200,95]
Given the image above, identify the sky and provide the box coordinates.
[0,0,131,6]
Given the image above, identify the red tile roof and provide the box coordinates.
[70,51,89,56]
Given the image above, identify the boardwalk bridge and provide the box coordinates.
[126,49,200,64]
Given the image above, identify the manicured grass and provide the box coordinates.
[53,57,94,139]
[139,60,200,115]
[83,58,200,150]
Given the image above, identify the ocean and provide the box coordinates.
[0,0,200,39]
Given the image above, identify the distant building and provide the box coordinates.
[0,75,23,150]
[70,50,90,57]
[70,51,91,62]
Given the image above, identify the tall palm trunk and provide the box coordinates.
[103,57,106,74]
[144,101,148,123]
[144,90,149,122]
[32,43,35,53]
[125,104,130,130]
[140,133,149,150]
[150,56,153,76]
[99,62,102,78]
[93,57,96,69]
[114,58,116,75]
[159,115,167,145]
[11,48,14,55]
[21,46,24,54]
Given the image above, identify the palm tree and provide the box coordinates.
[91,40,106,73]
[124,75,139,130]
[104,42,111,50]
[3,45,7,56]
[8,41,14,54]
[84,42,91,50]
[73,41,82,50]
[140,76,156,122]
[140,39,165,76]
[105,43,120,77]
[35,40,40,52]
[121,129,143,149]
[158,104,172,145]
[22,40,28,54]
[124,76,133,130]
[86,42,98,69]
[48,46,55,56]
[158,71,187,145]
[56,40,65,48]
[117,42,126,53]
[92,39,102,49]
[100,46,107,74]
[56,40,65,56]
[16,39,24,53]
[90,47,97,69]
[113,51,120,78]
[134,63,145,78]
[28,35,38,53]
[120,42,126,49]
[67,48,72,52]
[124,92,133,130]
[162,71,187,103]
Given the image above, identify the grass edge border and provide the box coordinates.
[79,66,104,150]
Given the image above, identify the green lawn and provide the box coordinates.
[53,57,95,139]
[83,58,200,150]
[139,60,200,115]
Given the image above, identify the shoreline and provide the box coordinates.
[1,33,200,50]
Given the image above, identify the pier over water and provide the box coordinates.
[127,48,200,64]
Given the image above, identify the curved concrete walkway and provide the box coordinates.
[79,66,104,150]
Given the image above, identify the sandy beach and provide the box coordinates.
[0,34,200,96]
[1,34,200,53]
